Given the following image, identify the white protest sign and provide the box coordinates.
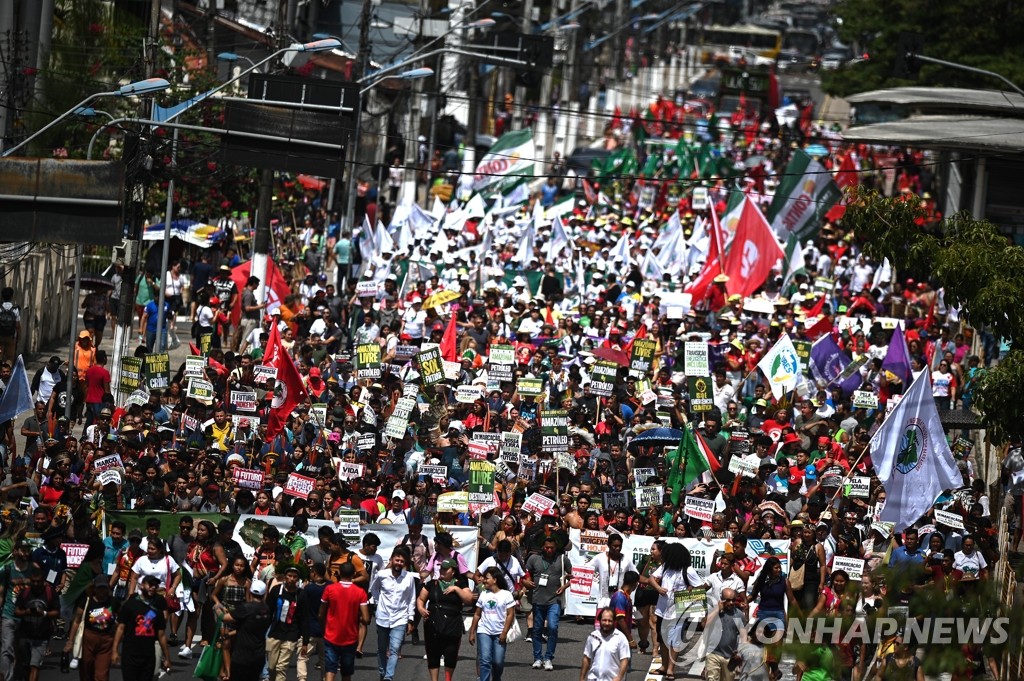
[338,462,366,481]
[845,476,871,498]
[93,454,124,473]
[634,485,664,507]
[500,432,522,462]
[230,390,258,413]
[934,509,965,530]
[98,470,122,487]
[522,492,556,516]
[420,464,448,481]
[852,390,879,409]
[684,496,716,522]
[831,556,865,581]
[356,280,379,297]
[254,365,278,383]
[456,385,483,403]
[684,341,710,377]
[728,455,760,478]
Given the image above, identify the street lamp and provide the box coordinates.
[73,107,117,124]
[2,77,171,157]
[216,52,259,70]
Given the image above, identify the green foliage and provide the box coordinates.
[844,187,1024,442]
[823,0,1024,97]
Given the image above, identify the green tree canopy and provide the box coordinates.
[843,187,1024,443]
[823,0,1024,97]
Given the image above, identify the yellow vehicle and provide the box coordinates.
[699,24,783,64]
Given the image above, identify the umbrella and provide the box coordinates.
[628,427,684,452]
[804,144,829,158]
[422,289,461,309]
[757,500,786,519]
[590,345,630,366]
[64,273,113,292]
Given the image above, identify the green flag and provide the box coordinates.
[667,426,712,504]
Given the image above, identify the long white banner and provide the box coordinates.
[563,529,789,617]
[232,514,480,572]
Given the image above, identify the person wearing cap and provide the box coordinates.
[63,575,116,678]
[30,356,65,413]
[377,489,411,524]
[220,579,272,681]
[327,533,369,588]
[369,547,418,681]
[111,574,172,678]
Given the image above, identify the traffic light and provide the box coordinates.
[894,32,924,79]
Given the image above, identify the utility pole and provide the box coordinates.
[110,0,161,398]
[341,0,374,242]
[251,0,293,307]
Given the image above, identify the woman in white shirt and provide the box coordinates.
[469,566,516,681]
[953,535,988,582]
[128,537,181,605]
[931,360,956,410]
[649,541,704,678]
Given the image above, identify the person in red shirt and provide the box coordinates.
[83,349,111,428]
[319,561,371,681]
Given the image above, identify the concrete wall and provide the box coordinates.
[0,244,76,357]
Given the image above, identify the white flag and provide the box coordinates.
[870,371,960,531]
[514,220,536,266]
[756,333,801,399]
[546,216,570,261]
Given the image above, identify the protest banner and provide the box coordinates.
[309,404,327,428]
[555,451,577,474]
[522,492,556,515]
[517,377,544,397]
[832,556,865,581]
[253,364,277,383]
[357,433,376,451]
[674,588,708,619]
[228,466,263,489]
[728,455,759,478]
[519,460,537,481]
[629,338,658,378]
[792,340,812,375]
[284,473,316,499]
[119,357,143,393]
[338,462,365,481]
[541,409,569,453]
[417,347,445,386]
[144,352,171,390]
[635,485,664,508]
[98,470,122,487]
[420,465,448,481]
[819,465,846,488]
[187,378,215,401]
[456,385,483,403]
[570,566,595,596]
[845,476,871,498]
[94,454,124,473]
[468,461,495,506]
[437,491,469,513]
[934,509,965,530]
[500,431,522,463]
[124,389,150,408]
[356,280,378,297]
[852,390,879,409]
[230,389,258,413]
[467,441,490,461]
[184,355,206,378]
[688,376,715,412]
[684,496,716,522]
[952,437,974,460]
[488,344,516,382]
[62,544,90,568]
[602,490,634,510]
[579,530,608,554]
[338,509,360,543]
[394,344,419,362]
[384,397,416,438]
[589,360,618,397]
[356,343,382,379]
[684,341,710,377]
[633,467,657,485]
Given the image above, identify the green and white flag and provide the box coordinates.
[474,128,535,194]
[756,333,802,399]
[780,234,806,291]
[766,150,842,242]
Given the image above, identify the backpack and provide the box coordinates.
[0,305,16,337]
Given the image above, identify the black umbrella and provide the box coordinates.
[64,273,114,292]
[627,427,684,452]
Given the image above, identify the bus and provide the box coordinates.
[699,24,783,64]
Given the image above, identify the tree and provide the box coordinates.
[823,0,1024,98]
[842,186,1024,443]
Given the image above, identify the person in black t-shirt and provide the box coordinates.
[13,569,59,681]
[63,575,119,681]
[112,575,170,679]
[222,578,272,680]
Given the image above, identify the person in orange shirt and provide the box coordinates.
[72,330,96,424]
[278,294,302,335]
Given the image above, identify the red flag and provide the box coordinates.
[544,306,555,327]
[440,313,458,362]
[230,258,292,326]
[804,293,826,318]
[694,431,722,472]
[685,205,726,300]
[803,315,833,340]
[825,153,859,222]
[582,179,598,205]
[263,322,307,440]
[187,343,228,376]
[722,197,784,298]
[622,323,647,356]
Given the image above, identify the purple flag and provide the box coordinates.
[882,324,913,385]
[809,335,862,395]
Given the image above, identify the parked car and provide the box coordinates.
[820,46,853,70]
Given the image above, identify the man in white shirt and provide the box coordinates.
[589,534,638,606]
[369,548,418,681]
[580,607,631,681]
[376,490,412,524]
[704,553,747,612]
